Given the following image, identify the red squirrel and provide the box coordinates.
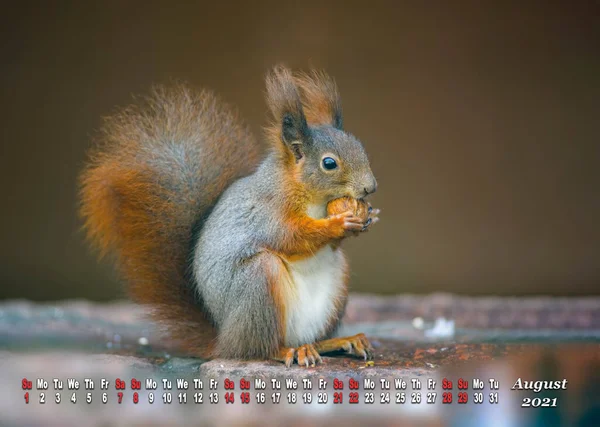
[79,66,380,367]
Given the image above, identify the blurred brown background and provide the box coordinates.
[1,1,598,300]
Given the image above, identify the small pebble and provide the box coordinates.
[412,317,425,329]
[138,337,149,346]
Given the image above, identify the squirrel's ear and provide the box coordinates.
[295,69,343,130]
[266,65,311,159]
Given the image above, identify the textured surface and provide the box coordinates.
[1,294,599,426]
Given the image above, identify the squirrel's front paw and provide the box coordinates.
[277,344,323,368]
[326,197,379,236]
[329,211,365,237]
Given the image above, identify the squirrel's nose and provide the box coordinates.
[363,176,378,196]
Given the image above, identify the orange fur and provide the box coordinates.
[79,85,261,357]
[295,70,342,128]
[269,168,346,257]
[80,162,219,357]
[265,254,288,346]
[280,212,346,256]
[314,333,374,361]
[263,67,352,259]
[275,347,296,363]
[81,68,371,364]
[274,344,321,367]
[314,335,370,354]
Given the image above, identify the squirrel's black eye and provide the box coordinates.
[322,157,337,170]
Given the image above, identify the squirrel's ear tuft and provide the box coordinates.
[295,70,343,130]
[265,65,311,156]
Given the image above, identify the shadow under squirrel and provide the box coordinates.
[79,66,379,367]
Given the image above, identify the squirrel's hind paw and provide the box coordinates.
[315,333,374,360]
[275,344,323,368]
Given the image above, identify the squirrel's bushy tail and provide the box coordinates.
[79,85,261,357]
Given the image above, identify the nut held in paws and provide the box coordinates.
[327,197,370,223]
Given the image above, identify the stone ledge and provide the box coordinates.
[0,294,598,426]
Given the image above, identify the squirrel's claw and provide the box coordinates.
[341,333,374,360]
[361,208,380,232]
[278,344,322,368]
[313,333,375,361]
[281,348,296,368]
[361,217,372,231]
[297,344,322,367]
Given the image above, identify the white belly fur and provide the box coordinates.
[283,245,345,347]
